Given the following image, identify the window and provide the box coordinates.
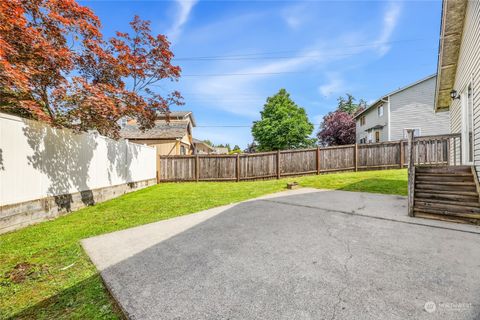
[403,128,420,139]
[378,106,384,117]
[359,116,366,126]
[375,131,380,143]
[180,145,186,155]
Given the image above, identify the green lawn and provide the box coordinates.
[0,169,406,319]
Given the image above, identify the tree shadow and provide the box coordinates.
[0,148,4,170]
[5,274,124,320]
[335,178,407,196]
[105,138,139,185]
[22,121,97,209]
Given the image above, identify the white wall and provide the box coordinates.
[0,113,156,206]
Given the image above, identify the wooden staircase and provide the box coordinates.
[413,166,480,224]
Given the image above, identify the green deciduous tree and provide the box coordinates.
[252,89,315,151]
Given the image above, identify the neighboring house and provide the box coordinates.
[354,75,450,144]
[120,111,196,175]
[213,147,229,154]
[193,138,215,154]
[435,0,479,168]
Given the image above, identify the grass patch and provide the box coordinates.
[0,169,406,319]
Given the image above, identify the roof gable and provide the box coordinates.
[120,120,189,140]
[354,74,436,119]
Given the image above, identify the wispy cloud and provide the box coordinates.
[190,49,330,117]
[168,0,198,42]
[375,2,402,56]
[282,4,309,29]
[319,73,344,97]
[181,1,403,118]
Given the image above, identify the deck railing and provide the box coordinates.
[406,130,462,216]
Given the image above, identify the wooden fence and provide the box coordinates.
[159,134,461,182]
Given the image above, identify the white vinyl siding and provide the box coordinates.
[448,0,480,173]
[355,101,388,143]
[389,76,450,141]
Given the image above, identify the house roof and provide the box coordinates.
[354,74,437,119]
[365,124,385,131]
[156,111,196,127]
[213,147,229,154]
[192,138,215,151]
[120,120,189,140]
[434,0,468,111]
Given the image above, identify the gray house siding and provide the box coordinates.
[389,76,450,141]
[448,0,480,174]
[356,101,388,143]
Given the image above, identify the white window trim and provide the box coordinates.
[378,105,384,117]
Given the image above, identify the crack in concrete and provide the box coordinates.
[325,226,354,320]
[258,198,480,235]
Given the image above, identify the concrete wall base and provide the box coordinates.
[0,178,157,234]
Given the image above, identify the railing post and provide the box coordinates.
[459,135,462,165]
[316,146,320,175]
[276,150,281,179]
[354,144,358,172]
[236,153,240,182]
[447,138,451,165]
[407,129,415,217]
[195,154,199,182]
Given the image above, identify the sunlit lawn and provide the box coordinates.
[0,169,407,319]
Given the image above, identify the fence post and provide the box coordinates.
[157,155,161,183]
[236,153,240,182]
[354,144,358,172]
[399,140,404,168]
[407,129,415,217]
[195,155,199,182]
[276,150,281,179]
[316,146,320,175]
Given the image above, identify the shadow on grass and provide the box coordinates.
[334,178,407,196]
[6,274,123,320]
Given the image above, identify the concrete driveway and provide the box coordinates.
[82,189,480,320]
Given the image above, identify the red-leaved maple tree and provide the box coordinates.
[317,111,356,146]
[0,0,182,138]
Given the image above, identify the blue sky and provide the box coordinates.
[82,0,442,148]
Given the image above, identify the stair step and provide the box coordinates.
[413,207,480,220]
[415,181,475,186]
[415,189,479,197]
[415,192,479,203]
[415,175,474,183]
[413,212,478,225]
[415,166,472,174]
[415,183,476,192]
[414,197,480,208]
[414,200,480,213]
[415,173,473,177]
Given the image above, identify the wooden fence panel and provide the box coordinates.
[280,149,317,175]
[159,134,461,182]
[198,156,236,180]
[160,156,195,181]
[320,146,355,171]
[358,142,400,169]
[239,153,277,179]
